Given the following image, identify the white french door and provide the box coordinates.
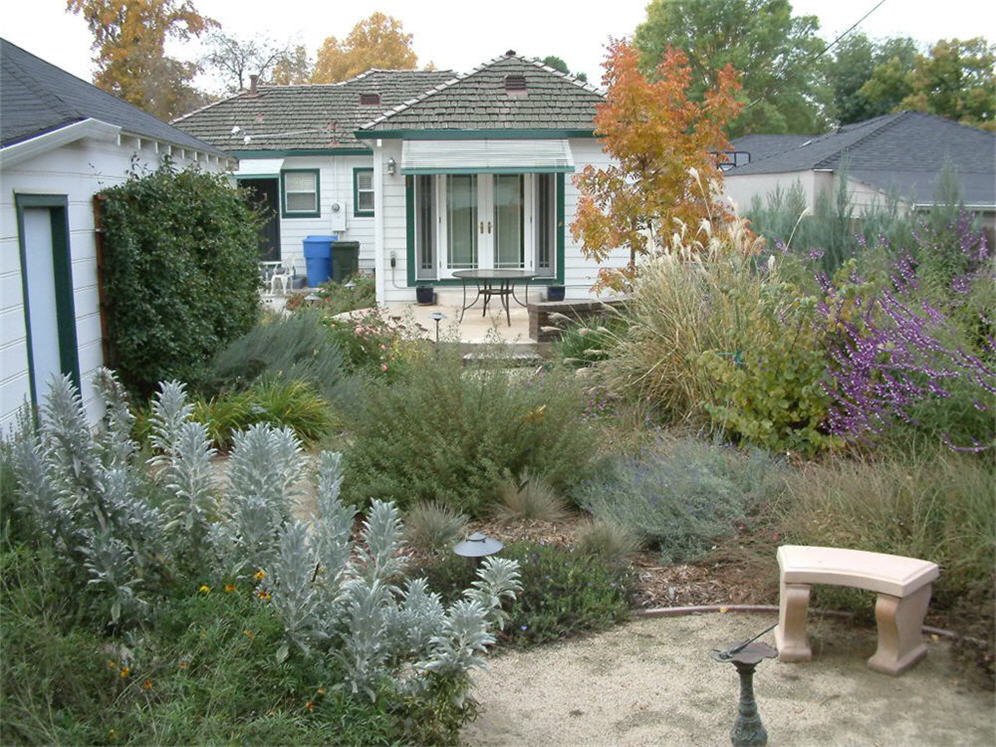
[419,173,555,280]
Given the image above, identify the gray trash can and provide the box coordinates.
[331,241,360,282]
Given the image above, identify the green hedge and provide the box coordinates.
[98,165,262,394]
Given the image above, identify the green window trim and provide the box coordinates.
[353,167,374,217]
[15,194,81,406]
[404,173,565,287]
[280,169,320,218]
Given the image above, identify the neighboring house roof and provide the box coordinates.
[173,69,456,152]
[729,134,812,163]
[359,52,602,135]
[0,37,224,156]
[727,111,996,207]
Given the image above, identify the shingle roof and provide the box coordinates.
[727,112,996,206]
[173,69,457,151]
[730,134,813,163]
[359,53,603,134]
[1,38,224,155]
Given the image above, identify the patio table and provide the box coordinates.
[452,269,537,326]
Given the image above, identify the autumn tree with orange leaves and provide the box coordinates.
[312,13,417,83]
[571,41,741,287]
[67,0,215,121]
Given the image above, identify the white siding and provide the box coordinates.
[0,135,214,431]
[265,154,377,276]
[562,139,629,296]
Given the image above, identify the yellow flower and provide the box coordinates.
[257,590,271,601]
[142,679,153,691]
[253,570,266,581]
[198,584,211,593]
[108,729,119,740]
[316,687,326,695]
[119,666,130,678]
[178,660,189,670]
[106,659,117,670]
[305,700,315,712]
[224,584,237,593]
[243,629,256,640]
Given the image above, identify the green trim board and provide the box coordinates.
[405,176,416,287]
[404,173,564,286]
[280,168,321,218]
[233,148,372,157]
[401,166,574,175]
[353,167,374,217]
[14,193,81,407]
[356,129,596,141]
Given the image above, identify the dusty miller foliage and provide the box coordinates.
[263,450,522,698]
[8,371,521,698]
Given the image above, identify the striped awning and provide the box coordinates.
[401,140,574,175]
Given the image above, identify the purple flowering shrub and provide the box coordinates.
[820,218,995,451]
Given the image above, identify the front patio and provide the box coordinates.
[266,288,538,346]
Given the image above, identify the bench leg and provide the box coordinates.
[868,584,932,675]
[775,581,812,662]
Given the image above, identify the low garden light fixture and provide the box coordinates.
[430,311,444,343]
[453,532,503,567]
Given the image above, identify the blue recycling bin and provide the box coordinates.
[302,235,334,287]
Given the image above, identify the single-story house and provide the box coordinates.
[722,111,996,233]
[0,39,231,429]
[174,51,629,304]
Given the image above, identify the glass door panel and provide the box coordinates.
[446,175,478,269]
[493,175,524,268]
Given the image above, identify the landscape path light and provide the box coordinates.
[453,532,503,569]
[430,311,444,343]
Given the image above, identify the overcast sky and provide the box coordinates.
[3,0,994,93]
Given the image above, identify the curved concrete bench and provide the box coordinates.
[775,545,939,675]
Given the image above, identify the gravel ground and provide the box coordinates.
[462,612,995,746]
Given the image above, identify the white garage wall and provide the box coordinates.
[0,134,215,431]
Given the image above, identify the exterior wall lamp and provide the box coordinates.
[386,157,397,176]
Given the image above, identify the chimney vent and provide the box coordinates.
[249,74,259,96]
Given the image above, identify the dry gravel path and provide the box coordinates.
[462,612,995,746]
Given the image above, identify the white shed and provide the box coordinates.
[0,39,231,429]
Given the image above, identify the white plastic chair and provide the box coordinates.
[270,262,296,295]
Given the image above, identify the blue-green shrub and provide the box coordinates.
[575,436,786,563]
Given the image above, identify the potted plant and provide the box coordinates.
[415,284,435,305]
[546,284,565,302]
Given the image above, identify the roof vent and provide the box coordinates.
[359,93,381,106]
[505,74,527,97]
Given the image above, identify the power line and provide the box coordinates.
[741,0,889,112]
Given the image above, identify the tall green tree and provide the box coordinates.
[542,55,588,82]
[861,38,996,131]
[67,0,214,121]
[634,0,828,136]
[824,33,919,125]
